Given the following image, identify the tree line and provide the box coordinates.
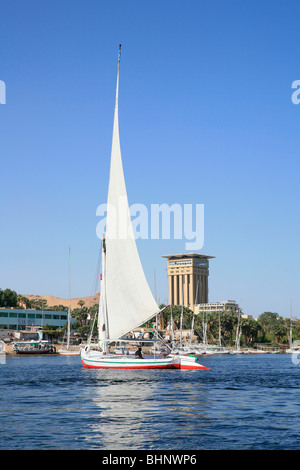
[2,288,298,346]
[156,305,299,347]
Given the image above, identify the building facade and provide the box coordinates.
[194,300,240,315]
[162,253,215,311]
[0,308,72,331]
[194,301,252,319]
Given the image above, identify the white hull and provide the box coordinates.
[81,348,210,370]
[198,349,230,355]
[58,349,80,356]
[247,350,268,354]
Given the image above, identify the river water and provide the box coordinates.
[0,354,299,450]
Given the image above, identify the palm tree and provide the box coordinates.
[240,318,261,345]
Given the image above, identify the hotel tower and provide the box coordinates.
[162,253,215,311]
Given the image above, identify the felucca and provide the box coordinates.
[80,46,209,371]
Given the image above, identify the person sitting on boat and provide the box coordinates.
[135,347,143,359]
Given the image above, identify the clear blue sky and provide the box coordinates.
[1,0,300,318]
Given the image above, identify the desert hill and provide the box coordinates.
[23,292,100,310]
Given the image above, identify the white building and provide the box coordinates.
[194,300,240,315]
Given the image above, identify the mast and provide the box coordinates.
[189,281,198,348]
[235,308,241,350]
[202,310,207,347]
[98,234,109,352]
[170,304,175,348]
[67,247,71,350]
[289,299,293,349]
[218,311,221,348]
[180,280,184,348]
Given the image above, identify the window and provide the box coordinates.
[194,260,208,267]
[169,260,192,266]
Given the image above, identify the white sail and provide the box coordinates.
[104,45,159,340]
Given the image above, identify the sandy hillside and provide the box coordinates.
[23,292,100,310]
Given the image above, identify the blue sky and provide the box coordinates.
[0,0,300,318]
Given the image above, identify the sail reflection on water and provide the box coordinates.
[81,370,157,449]
[80,370,212,450]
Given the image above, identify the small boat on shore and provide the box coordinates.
[12,340,56,354]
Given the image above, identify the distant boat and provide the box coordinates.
[58,248,80,356]
[80,46,209,371]
[12,340,56,354]
[286,301,299,354]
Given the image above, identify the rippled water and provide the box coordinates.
[0,354,300,450]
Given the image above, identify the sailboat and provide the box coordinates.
[286,300,300,354]
[80,46,209,371]
[59,248,80,356]
[229,307,244,354]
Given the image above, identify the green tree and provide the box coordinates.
[17,295,32,309]
[158,304,194,331]
[50,304,68,312]
[240,318,261,345]
[218,311,238,345]
[72,306,89,327]
[273,318,288,344]
[258,312,279,332]
[0,288,18,307]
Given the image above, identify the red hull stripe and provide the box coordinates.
[180,365,210,370]
[81,360,210,370]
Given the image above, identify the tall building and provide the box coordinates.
[162,253,215,311]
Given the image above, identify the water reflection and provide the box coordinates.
[81,369,211,450]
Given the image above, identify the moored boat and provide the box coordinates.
[58,248,80,356]
[58,348,80,356]
[12,340,56,354]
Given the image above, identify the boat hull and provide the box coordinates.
[14,349,55,354]
[81,349,210,370]
[58,349,80,356]
[81,353,174,369]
